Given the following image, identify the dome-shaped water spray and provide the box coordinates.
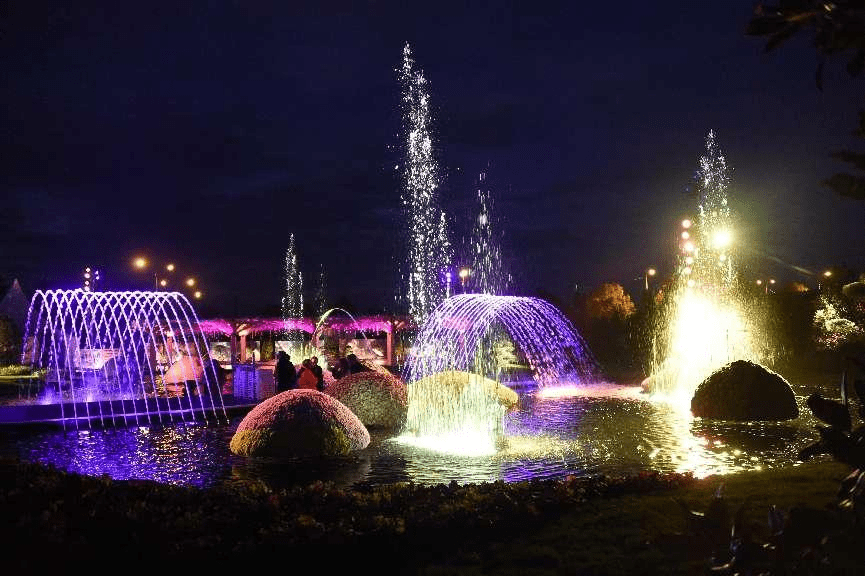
[18,289,226,429]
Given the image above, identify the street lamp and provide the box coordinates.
[458,268,471,293]
[82,267,100,291]
[645,267,656,291]
[133,257,189,292]
[756,278,775,294]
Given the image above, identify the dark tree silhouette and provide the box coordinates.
[747,1,865,200]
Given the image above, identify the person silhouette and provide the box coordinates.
[273,351,297,392]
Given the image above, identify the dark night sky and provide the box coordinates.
[2,1,863,317]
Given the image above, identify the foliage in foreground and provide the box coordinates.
[0,457,695,571]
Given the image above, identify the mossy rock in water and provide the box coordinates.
[325,370,408,429]
[230,389,370,457]
[408,370,519,410]
[691,360,799,421]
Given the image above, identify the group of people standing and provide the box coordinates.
[273,351,324,393]
[328,353,371,379]
[273,351,371,393]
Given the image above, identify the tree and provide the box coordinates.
[585,283,636,321]
[747,2,865,200]
[580,283,638,380]
[0,316,21,365]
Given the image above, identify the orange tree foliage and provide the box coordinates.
[585,283,636,321]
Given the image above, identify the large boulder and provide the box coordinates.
[229,389,370,457]
[325,370,408,429]
[691,360,799,421]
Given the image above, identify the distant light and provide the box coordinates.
[194,291,202,299]
[686,279,695,287]
[166,263,175,272]
[159,279,167,287]
[186,278,195,287]
[459,268,470,279]
[683,241,695,253]
[647,268,656,277]
[683,266,692,275]
[769,279,775,285]
[681,231,689,240]
[134,257,147,269]
[823,270,832,277]
[682,219,692,229]
[756,279,763,285]
[685,256,694,265]
[719,254,727,262]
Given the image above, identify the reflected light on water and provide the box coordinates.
[1,381,821,490]
[395,431,497,457]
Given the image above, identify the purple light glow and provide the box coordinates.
[406,294,598,387]
[19,289,226,429]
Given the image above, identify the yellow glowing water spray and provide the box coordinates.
[645,130,766,407]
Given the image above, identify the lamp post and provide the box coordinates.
[644,267,656,291]
[458,267,471,293]
[756,278,775,294]
[133,257,192,293]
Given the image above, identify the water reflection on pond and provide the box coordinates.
[0,380,826,490]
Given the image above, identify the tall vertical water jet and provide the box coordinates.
[18,289,226,429]
[402,294,598,454]
[646,130,766,404]
[466,171,510,296]
[282,233,304,338]
[396,43,452,325]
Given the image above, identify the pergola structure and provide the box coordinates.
[196,315,415,366]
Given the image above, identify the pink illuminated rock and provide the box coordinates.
[230,389,370,457]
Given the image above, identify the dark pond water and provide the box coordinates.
[0,376,840,491]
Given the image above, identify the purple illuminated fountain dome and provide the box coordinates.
[406,294,597,386]
[16,289,226,429]
[400,293,599,455]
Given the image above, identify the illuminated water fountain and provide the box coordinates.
[396,43,452,325]
[401,293,599,454]
[14,289,226,429]
[645,131,767,405]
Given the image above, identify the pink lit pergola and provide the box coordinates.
[194,315,415,364]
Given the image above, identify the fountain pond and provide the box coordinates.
[0,373,832,491]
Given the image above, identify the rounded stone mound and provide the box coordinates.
[409,370,519,410]
[230,389,370,457]
[691,360,799,421]
[325,371,408,429]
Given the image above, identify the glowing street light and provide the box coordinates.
[645,267,656,291]
[82,266,100,291]
[133,256,196,293]
[756,278,775,294]
[712,229,732,250]
[459,268,471,293]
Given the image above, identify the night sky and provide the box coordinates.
[3,1,863,317]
